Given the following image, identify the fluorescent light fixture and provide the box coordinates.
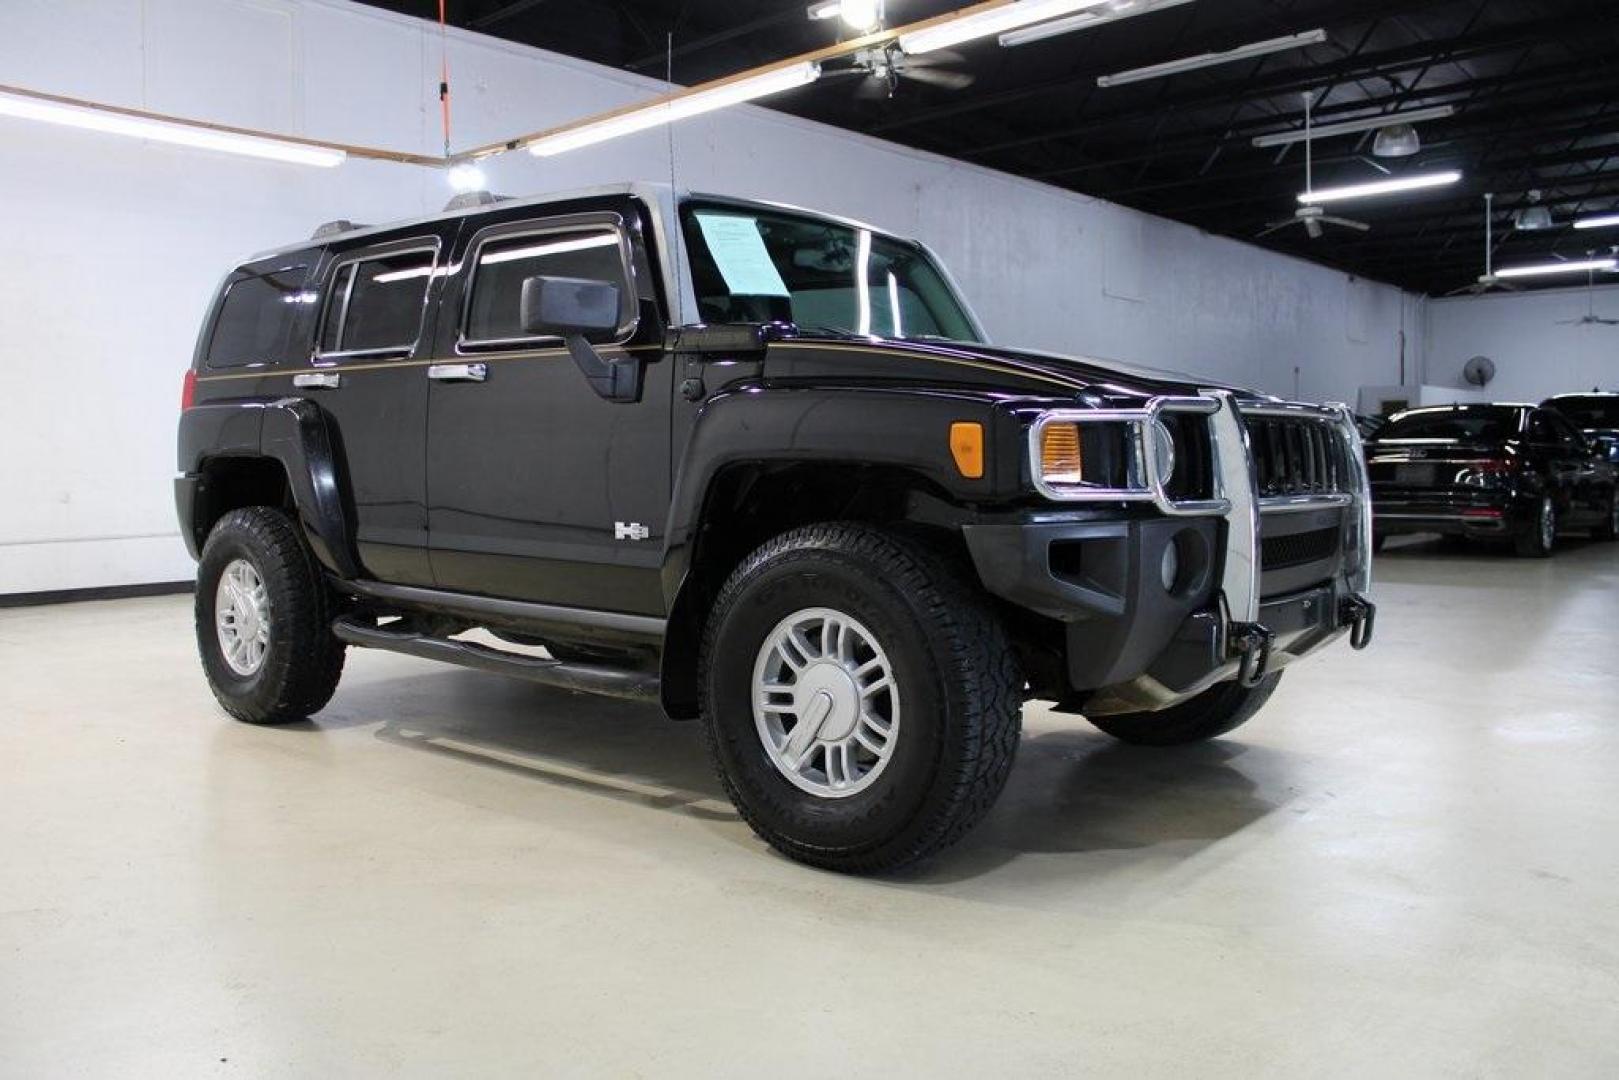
[528,61,821,156]
[807,0,881,29]
[1299,170,1461,204]
[999,0,1195,47]
[900,0,1110,55]
[0,89,345,167]
[1574,213,1619,230]
[1495,258,1618,279]
[1097,29,1326,87]
[1253,104,1455,148]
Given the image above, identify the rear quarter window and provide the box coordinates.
[206,265,309,368]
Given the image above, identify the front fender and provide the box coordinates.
[660,384,1006,603]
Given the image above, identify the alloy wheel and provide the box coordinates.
[215,558,271,676]
[751,607,900,798]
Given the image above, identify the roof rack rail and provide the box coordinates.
[311,219,367,239]
[444,190,507,212]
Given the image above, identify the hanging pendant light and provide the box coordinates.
[1371,122,1420,158]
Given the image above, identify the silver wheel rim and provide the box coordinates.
[1541,498,1555,549]
[215,558,270,676]
[751,607,900,799]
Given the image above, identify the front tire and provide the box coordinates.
[1088,672,1282,747]
[701,524,1022,873]
[195,507,346,724]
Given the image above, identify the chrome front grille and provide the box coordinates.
[1244,413,1353,503]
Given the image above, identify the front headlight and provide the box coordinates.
[1031,415,1170,494]
[1038,422,1085,484]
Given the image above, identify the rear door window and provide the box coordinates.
[318,245,437,358]
[206,266,309,368]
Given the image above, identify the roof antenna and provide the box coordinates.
[665,31,687,327]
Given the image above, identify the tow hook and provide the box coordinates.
[1228,622,1275,688]
[1341,594,1377,650]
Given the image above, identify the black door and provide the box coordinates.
[1529,408,1596,525]
[424,200,671,615]
[298,232,453,585]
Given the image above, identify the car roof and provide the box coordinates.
[244,182,908,264]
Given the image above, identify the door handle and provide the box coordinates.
[427,362,488,383]
[292,371,342,390]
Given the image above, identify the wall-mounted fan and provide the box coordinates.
[1447,193,1521,296]
[823,45,975,99]
[1257,92,1371,240]
[1463,355,1496,387]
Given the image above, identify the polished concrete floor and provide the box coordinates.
[3,536,1617,1077]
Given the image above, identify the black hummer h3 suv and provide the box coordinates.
[177,184,1375,872]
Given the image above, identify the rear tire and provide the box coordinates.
[700,523,1022,873]
[195,507,346,724]
[1088,672,1282,747]
[1513,496,1555,558]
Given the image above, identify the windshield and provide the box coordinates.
[1549,396,1619,429]
[678,202,979,342]
[1377,407,1524,442]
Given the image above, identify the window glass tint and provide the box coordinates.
[320,249,434,355]
[1550,396,1619,428]
[679,207,977,343]
[206,266,308,367]
[1379,408,1522,442]
[1546,412,1584,447]
[465,227,627,343]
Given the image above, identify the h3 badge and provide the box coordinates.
[614,521,650,541]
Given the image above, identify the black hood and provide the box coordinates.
[767,333,1256,405]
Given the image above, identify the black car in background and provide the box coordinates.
[1365,403,1618,556]
[1544,392,1619,464]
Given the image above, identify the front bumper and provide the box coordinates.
[964,394,1374,711]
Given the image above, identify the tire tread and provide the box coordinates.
[700,522,1022,873]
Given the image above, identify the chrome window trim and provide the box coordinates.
[1027,396,1229,517]
[455,211,639,353]
[312,237,442,364]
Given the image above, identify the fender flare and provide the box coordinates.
[177,397,359,578]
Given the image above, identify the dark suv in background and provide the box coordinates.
[1544,392,1619,465]
[1365,403,1618,556]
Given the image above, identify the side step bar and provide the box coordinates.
[331,617,661,704]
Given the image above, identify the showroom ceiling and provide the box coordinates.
[361,0,1619,296]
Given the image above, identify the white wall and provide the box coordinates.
[1425,283,1619,402]
[0,0,1421,594]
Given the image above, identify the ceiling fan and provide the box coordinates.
[1447,193,1522,296]
[1257,92,1371,240]
[823,45,975,99]
[1559,263,1619,325]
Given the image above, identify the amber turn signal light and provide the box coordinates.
[1040,422,1083,482]
[949,422,984,479]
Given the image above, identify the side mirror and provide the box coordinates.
[521,275,622,339]
[519,274,640,403]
